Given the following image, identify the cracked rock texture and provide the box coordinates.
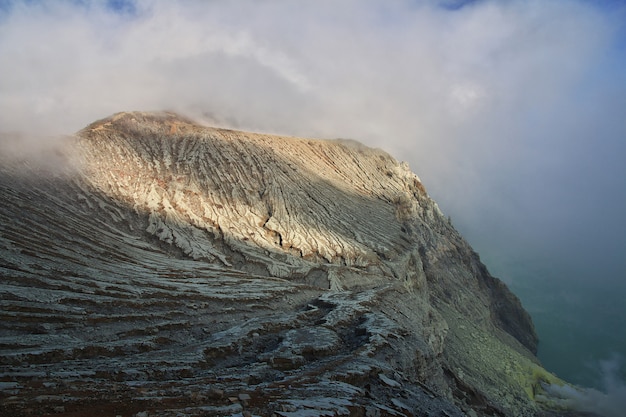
[0,112,582,416]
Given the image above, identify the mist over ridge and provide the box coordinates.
[1,0,625,405]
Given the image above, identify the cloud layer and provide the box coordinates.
[1,0,625,388]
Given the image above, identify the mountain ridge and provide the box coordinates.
[0,111,580,416]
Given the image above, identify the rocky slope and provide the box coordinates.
[0,111,582,416]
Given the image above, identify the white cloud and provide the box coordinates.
[542,356,626,417]
[0,0,624,263]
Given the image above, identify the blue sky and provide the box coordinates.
[1,0,625,392]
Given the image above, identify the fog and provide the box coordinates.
[1,0,625,396]
[542,356,626,417]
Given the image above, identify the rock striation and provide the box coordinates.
[0,111,582,416]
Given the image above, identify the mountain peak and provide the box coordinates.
[0,111,570,417]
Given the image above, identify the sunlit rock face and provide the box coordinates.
[0,111,571,416]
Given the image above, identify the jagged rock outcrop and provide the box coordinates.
[0,111,577,416]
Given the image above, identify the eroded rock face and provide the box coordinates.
[0,111,567,416]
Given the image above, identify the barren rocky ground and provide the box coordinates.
[0,112,590,416]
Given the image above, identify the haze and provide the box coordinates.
[1,0,625,389]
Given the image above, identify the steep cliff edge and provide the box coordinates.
[0,111,574,416]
